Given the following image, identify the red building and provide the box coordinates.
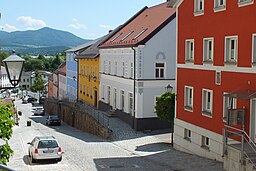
[174,0,256,165]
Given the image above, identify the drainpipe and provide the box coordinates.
[131,47,136,130]
[74,52,79,103]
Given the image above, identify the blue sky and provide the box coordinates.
[0,0,165,39]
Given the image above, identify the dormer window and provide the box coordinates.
[133,28,148,40]
[111,33,123,42]
[194,0,204,16]
[121,31,134,41]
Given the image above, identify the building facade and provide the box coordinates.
[99,2,176,131]
[174,0,256,162]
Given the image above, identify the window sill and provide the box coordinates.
[194,10,204,16]
[213,5,226,12]
[203,60,213,64]
[184,137,191,142]
[202,111,212,118]
[185,59,194,63]
[224,61,237,65]
[201,145,210,151]
[184,106,193,112]
[238,0,254,7]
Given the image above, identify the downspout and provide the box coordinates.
[74,51,79,103]
[131,47,136,130]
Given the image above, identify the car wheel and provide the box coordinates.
[31,155,36,163]
[58,157,62,162]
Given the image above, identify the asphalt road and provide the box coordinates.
[7,99,224,171]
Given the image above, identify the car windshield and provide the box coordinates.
[38,140,58,148]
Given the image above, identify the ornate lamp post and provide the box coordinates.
[3,50,25,87]
[165,84,173,94]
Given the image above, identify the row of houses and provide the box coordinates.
[48,0,256,170]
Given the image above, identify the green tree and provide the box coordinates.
[30,71,45,97]
[155,92,175,122]
[0,52,9,66]
[0,103,15,165]
[50,55,63,71]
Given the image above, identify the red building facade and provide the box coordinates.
[174,0,256,161]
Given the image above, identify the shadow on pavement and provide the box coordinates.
[135,142,171,152]
[93,148,224,171]
[23,155,59,166]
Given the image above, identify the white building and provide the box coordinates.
[98,2,176,131]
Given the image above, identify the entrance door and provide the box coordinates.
[94,90,98,108]
[250,99,256,142]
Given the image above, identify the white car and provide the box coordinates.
[27,136,62,163]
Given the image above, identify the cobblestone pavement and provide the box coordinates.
[7,99,224,171]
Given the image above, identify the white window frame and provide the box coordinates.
[103,61,107,73]
[252,34,256,64]
[130,62,134,78]
[215,71,221,85]
[120,90,125,111]
[108,61,111,74]
[201,136,210,149]
[155,63,165,79]
[184,86,193,112]
[214,0,226,12]
[107,86,111,104]
[194,0,204,16]
[128,92,133,114]
[223,93,237,122]
[184,128,192,141]
[113,88,117,109]
[114,61,118,75]
[202,89,213,117]
[203,38,214,62]
[238,0,254,7]
[225,36,238,63]
[185,39,194,62]
[122,62,125,77]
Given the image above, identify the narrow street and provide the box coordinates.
[7,99,224,171]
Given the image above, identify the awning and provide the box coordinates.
[223,89,256,100]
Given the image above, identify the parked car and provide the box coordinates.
[34,109,45,116]
[27,136,62,163]
[46,115,61,126]
[39,96,46,104]
[27,97,37,103]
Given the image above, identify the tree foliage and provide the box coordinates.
[30,71,45,94]
[0,52,9,66]
[0,103,15,165]
[155,92,175,122]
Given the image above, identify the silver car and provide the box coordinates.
[27,136,62,163]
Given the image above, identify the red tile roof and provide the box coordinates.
[100,2,175,48]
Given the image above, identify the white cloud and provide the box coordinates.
[68,23,87,30]
[72,18,78,22]
[99,24,113,30]
[0,24,18,32]
[17,16,46,30]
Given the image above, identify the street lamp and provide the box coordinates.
[3,50,25,87]
[165,84,173,94]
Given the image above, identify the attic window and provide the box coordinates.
[133,28,148,40]
[121,31,134,41]
[111,33,123,42]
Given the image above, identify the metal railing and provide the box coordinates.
[224,125,256,168]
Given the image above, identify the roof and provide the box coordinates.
[76,26,122,59]
[224,89,256,100]
[100,2,176,48]
[54,63,66,76]
[65,39,98,53]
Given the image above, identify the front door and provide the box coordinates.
[250,99,256,142]
[94,90,98,108]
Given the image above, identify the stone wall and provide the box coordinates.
[44,99,111,139]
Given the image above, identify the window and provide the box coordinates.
[122,62,125,76]
[121,31,134,41]
[238,0,254,7]
[102,85,105,100]
[120,90,125,111]
[128,92,133,114]
[225,36,238,63]
[223,93,237,122]
[113,88,117,109]
[184,129,192,141]
[107,86,111,104]
[114,61,118,75]
[184,86,193,111]
[155,63,165,78]
[103,61,107,73]
[214,0,226,11]
[202,89,213,117]
[252,34,256,64]
[185,40,194,61]
[216,71,221,85]
[130,62,134,78]
[133,29,147,40]
[201,136,210,149]
[194,0,204,16]
[108,61,111,74]
[203,38,214,62]
[111,33,123,42]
